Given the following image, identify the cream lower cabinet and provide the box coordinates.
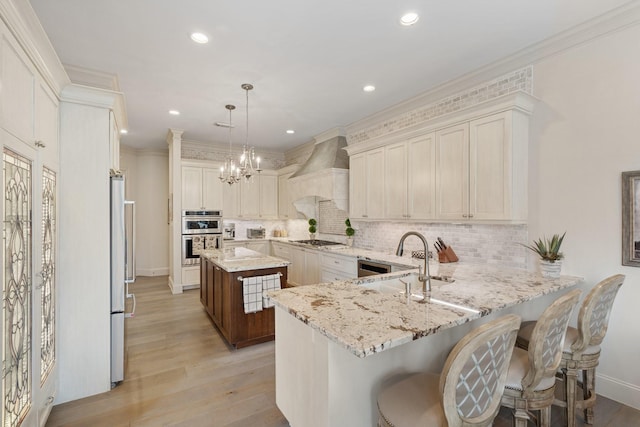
[288,246,320,286]
[436,111,527,222]
[349,148,384,219]
[319,252,357,282]
[384,133,436,220]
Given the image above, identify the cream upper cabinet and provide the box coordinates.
[233,171,279,219]
[182,165,224,210]
[469,111,527,221]
[278,171,297,219]
[109,111,120,170]
[223,181,239,218]
[384,133,436,220]
[436,123,470,220]
[384,142,407,219]
[0,23,35,144]
[258,173,278,219]
[435,111,527,221]
[349,148,384,219]
[34,80,59,168]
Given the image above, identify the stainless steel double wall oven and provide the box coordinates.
[181,210,223,265]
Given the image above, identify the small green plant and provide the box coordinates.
[308,218,317,234]
[522,232,566,262]
[345,218,355,237]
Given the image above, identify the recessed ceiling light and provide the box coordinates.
[286,130,295,134]
[120,129,128,135]
[190,32,209,44]
[169,110,180,116]
[363,85,376,92]
[400,12,419,26]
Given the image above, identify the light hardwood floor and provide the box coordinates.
[46,275,640,427]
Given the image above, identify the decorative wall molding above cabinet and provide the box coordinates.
[345,92,536,223]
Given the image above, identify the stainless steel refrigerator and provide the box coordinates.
[110,175,136,384]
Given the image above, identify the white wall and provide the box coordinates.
[529,23,640,408]
[120,148,169,277]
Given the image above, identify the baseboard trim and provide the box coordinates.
[597,372,640,411]
[167,276,183,294]
[136,267,169,277]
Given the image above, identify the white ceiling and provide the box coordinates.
[29,0,631,152]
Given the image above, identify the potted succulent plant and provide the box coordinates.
[345,218,355,246]
[522,232,566,278]
[308,218,317,240]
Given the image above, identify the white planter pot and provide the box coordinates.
[309,233,316,240]
[540,260,562,278]
[346,237,353,247]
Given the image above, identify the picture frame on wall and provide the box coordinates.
[621,170,640,267]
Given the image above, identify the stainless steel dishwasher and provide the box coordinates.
[357,259,392,277]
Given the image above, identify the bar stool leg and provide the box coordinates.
[566,368,578,427]
[584,367,596,424]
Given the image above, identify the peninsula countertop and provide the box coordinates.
[268,262,582,358]
[199,247,290,272]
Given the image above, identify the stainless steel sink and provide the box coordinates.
[359,273,478,314]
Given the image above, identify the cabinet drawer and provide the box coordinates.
[271,242,290,259]
[320,253,357,276]
[320,268,354,283]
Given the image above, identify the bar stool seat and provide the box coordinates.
[515,274,625,427]
[377,314,522,427]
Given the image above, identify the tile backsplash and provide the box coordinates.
[348,221,528,268]
[227,217,528,268]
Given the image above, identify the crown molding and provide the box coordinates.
[345,1,640,134]
[345,91,537,156]
[60,83,128,131]
[314,127,345,144]
[0,0,70,96]
[64,64,120,91]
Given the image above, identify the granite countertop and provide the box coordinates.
[268,262,582,358]
[200,247,290,272]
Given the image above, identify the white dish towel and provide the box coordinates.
[242,276,263,314]
[261,273,282,309]
[243,274,282,313]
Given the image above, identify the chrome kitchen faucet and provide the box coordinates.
[395,231,431,299]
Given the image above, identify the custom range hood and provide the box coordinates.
[288,134,349,218]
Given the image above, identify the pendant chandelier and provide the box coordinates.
[238,83,261,180]
[219,104,240,185]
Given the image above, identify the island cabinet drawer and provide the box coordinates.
[320,253,357,276]
[320,269,354,283]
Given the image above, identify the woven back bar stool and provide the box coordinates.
[516,274,625,427]
[377,314,521,427]
[501,289,582,427]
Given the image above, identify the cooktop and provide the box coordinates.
[292,239,343,247]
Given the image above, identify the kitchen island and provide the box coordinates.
[268,261,582,427]
[200,247,290,348]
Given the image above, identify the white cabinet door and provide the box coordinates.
[365,148,385,219]
[304,249,320,285]
[109,111,120,171]
[384,142,407,219]
[34,81,59,169]
[349,153,367,219]
[288,246,305,286]
[349,149,384,219]
[436,123,469,220]
[407,133,436,220]
[0,25,35,144]
[259,173,278,219]
[182,166,224,211]
[202,168,224,209]
[182,166,203,210]
[223,181,239,218]
[278,172,297,219]
[239,178,260,218]
[469,112,511,220]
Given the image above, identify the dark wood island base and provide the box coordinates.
[200,255,288,348]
